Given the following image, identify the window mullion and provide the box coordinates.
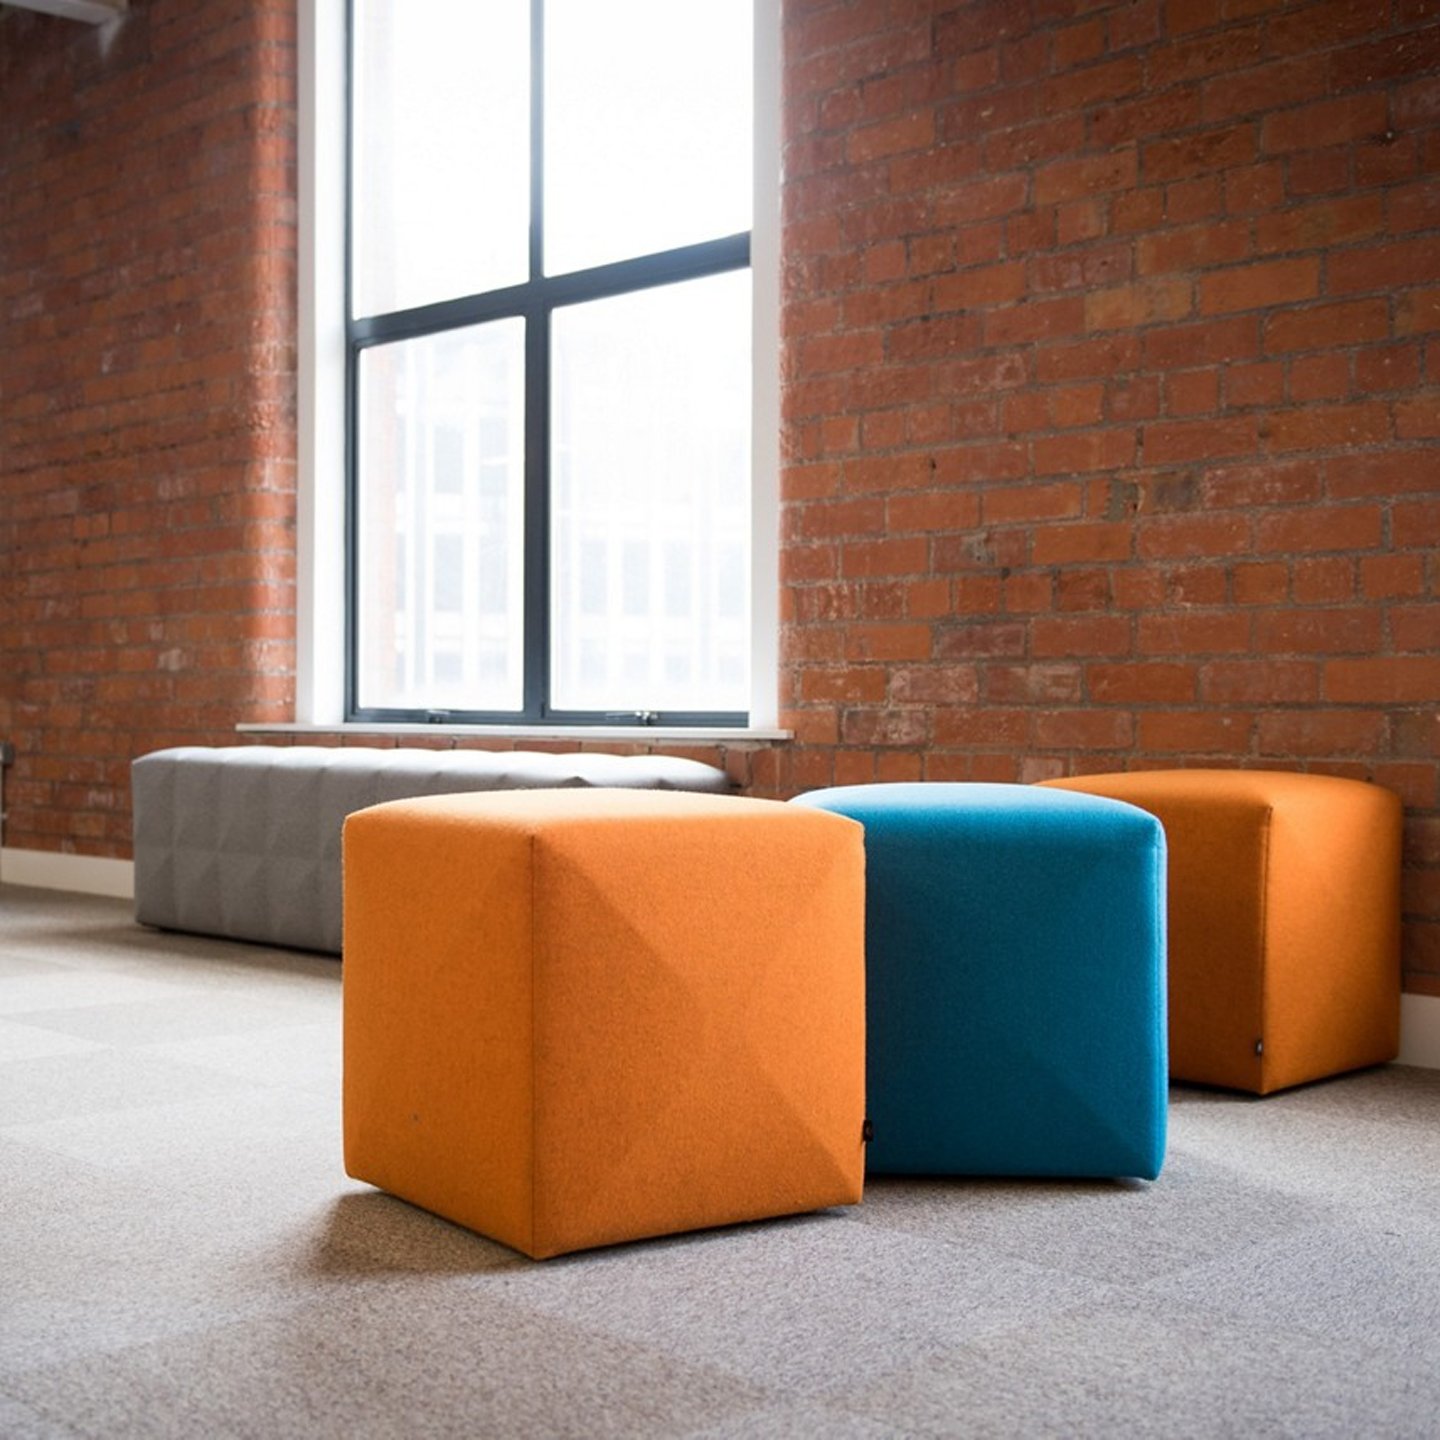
[525,0,548,720]
[529,0,545,286]
[523,302,549,721]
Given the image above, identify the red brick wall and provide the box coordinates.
[0,1,298,854]
[777,0,1440,991]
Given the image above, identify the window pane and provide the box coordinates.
[550,271,750,713]
[356,321,526,712]
[352,0,529,316]
[544,0,752,276]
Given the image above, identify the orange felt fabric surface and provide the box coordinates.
[342,789,866,1259]
[1041,770,1401,1094]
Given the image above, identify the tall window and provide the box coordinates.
[347,0,754,724]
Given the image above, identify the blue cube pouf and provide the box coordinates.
[792,783,1167,1180]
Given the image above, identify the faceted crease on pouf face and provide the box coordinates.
[342,789,867,1259]
[793,783,1168,1181]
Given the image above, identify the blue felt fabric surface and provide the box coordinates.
[793,783,1168,1180]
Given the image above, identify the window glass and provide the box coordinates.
[355,320,526,711]
[352,0,529,316]
[544,0,752,276]
[550,270,750,713]
[346,0,757,723]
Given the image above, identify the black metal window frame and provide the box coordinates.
[343,0,752,728]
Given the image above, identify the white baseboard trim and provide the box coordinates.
[0,847,135,900]
[1398,992,1440,1072]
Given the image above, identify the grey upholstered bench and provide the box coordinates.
[132,745,735,954]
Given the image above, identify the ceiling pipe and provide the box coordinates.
[4,0,126,23]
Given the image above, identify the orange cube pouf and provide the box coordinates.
[342,789,866,1258]
[1041,770,1402,1095]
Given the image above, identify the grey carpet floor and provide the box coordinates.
[2,884,1438,1440]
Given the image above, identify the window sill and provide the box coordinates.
[236,721,791,744]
